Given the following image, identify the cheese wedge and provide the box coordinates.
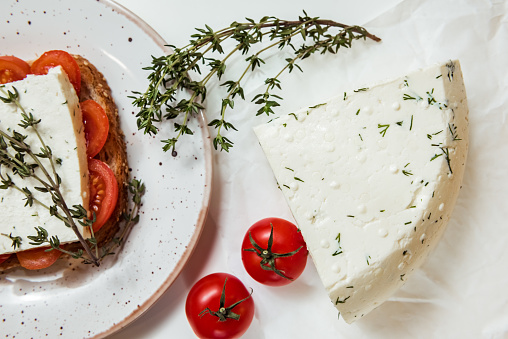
[254,60,468,323]
[0,67,89,254]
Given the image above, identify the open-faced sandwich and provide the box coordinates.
[0,50,129,271]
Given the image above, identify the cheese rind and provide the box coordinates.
[0,67,88,254]
[254,60,468,323]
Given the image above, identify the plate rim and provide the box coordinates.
[94,1,213,337]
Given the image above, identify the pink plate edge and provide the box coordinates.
[92,1,213,337]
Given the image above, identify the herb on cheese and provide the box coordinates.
[332,233,343,256]
[289,113,298,120]
[335,296,350,304]
[378,124,390,137]
[1,232,22,250]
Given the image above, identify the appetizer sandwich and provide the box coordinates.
[0,50,128,271]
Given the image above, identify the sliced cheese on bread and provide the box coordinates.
[254,60,468,322]
[0,67,89,254]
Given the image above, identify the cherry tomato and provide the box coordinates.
[88,158,118,232]
[0,253,11,265]
[0,56,31,83]
[185,273,254,339]
[30,50,81,95]
[241,218,308,286]
[80,100,109,158]
[16,247,62,270]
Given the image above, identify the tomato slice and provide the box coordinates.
[0,253,11,265]
[0,56,31,84]
[30,50,81,95]
[80,100,109,158]
[16,247,62,270]
[89,159,118,232]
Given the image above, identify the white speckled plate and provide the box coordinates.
[0,0,211,338]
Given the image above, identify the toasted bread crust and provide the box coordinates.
[0,55,129,271]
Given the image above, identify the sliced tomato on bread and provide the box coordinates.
[81,99,109,158]
[89,159,119,232]
[17,247,62,270]
[30,50,81,95]
[0,254,11,265]
[0,56,31,83]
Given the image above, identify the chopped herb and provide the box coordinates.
[396,121,403,126]
[403,79,409,87]
[283,184,290,189]
[335,296,351,304]
[426,89,437,105]
[446,60,455,81]
[309,103,326,109]
[380,209,385,212]
[285,167,294,171]
[400,274,405,281]
[366,255,371,265]
[427,134,432,140]
[403,93,421,101]
[436,74,442,79]
[359,133,363,141]
[343,92,347,100]
[282,123,287,127]
[440,147,453,174]
[402,170,413,176]
[347,215,355,218]
[288,112,298,120]
[430,153,443,161]
[346,286,354,289]
[410,115,413,131]
[378,124,389,137]
[332,233,343,256]
[356,109,360,115]
[404,163,410,168]
[448,123,461,141]
[294,176,304,182]
[404,221,412,225]
[354,88,368,92]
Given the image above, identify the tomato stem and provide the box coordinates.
[198,277,253,322]
[243,223,303,280]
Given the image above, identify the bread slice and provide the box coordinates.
[0,55,129,271]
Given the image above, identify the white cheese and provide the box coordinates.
[0,67,89,254]
[254,60,468,323]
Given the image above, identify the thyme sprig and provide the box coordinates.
[131,11,380,154]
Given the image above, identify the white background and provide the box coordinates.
[110,0,508,338]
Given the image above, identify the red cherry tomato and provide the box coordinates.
[30,50,81,95]
[241,218,308,286]
[185,273,255,339]
[0,56,31,83]
[88,159,118,232]
[0,253,11,265]
[80,100,109,158]
[16,247,62,270]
